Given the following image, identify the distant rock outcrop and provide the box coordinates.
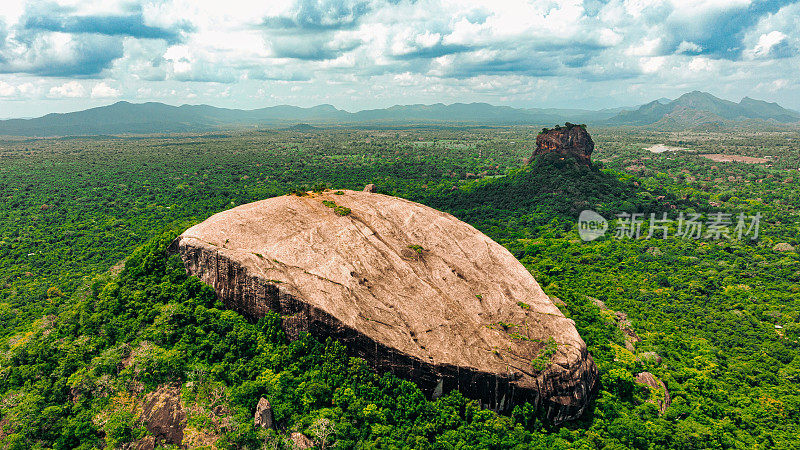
[534,124,594,165]
[172,190,598,423]
[634,372,671,413]
[254,397,274,429]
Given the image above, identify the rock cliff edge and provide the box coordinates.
[534,124,594,165]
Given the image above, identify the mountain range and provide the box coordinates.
[608,91,800,126]
[0,91,797,136]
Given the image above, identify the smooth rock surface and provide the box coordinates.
[172,190,598,423]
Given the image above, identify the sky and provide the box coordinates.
[0,0,798,118]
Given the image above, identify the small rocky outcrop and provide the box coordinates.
[254,397,274,429]
[589,297,640,352]
[172,190,598,423]
[363,183,377,193]
[634,372,670,413]
[290,432,314,449]
[534,123,594,165]
[140,384,186,447]
[774,242,795,252]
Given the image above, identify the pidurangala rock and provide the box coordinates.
[171,190,599,423]
[534,123,594,165]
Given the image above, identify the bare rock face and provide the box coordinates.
[254,397,274,429]
[363,183,377,193]
[140,384,186,447]
[534,124,594,165]
[172,190,598,423]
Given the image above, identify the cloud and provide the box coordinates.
[90,81,120,97]
[246,67,312,82]
[0,32,123,76]
[0,19,6,50]
[751,31,791,58]
[1,0,800,114]
[268,36,359,61]
[676,41,703,55]
[0,1,192,77]
[23,10,192,44]
[661,0,797,59]
[0,80,15,96]
[48,80,85,97]
[161,44,239,82]
[262,0,372,32]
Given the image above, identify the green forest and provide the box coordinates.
[0,127,798,449]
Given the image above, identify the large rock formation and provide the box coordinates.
[171,190,598,423]
[534,124,594,165]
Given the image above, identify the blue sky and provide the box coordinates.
[0,0,798,118]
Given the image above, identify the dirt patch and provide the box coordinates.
[700,154,769,164]
[645,144,686,153]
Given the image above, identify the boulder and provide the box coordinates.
[634,372,670,413]
[363,184,377,193]
[534,124,594,165]
[254,397,274,429]
[774,242,795,252]
[615,311,641,352]
[140,384,186,447]
[290,432,314,449]
[172,190,598,423]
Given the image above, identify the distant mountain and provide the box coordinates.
[0,101,623,137]
[284,123,321,132]
[608,91,800,126]
[2,93,795,136]
[0,102,350,136]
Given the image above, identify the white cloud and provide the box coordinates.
[0,80,15,96]
[640,56,667,74]
[688,56,715,73]
[91,82,121,98]
[48,81,86,98]
[751,31,788,58]
[676,41,703,54]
